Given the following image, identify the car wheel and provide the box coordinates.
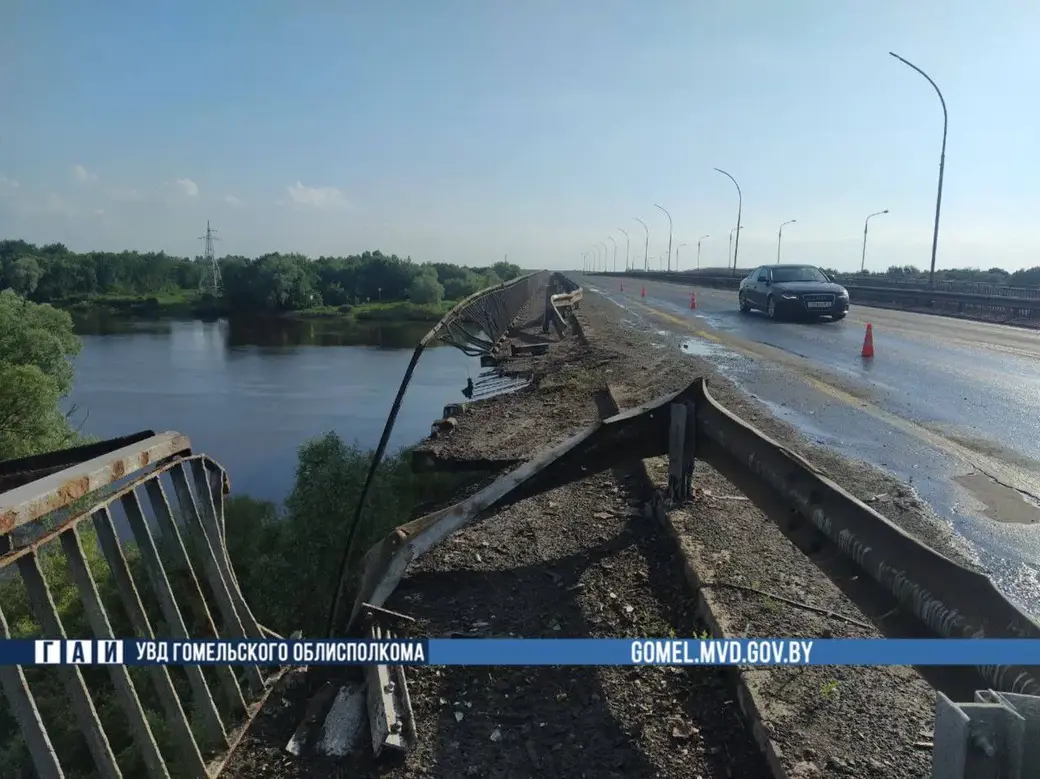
[767,296,777,319]
[832,313,846,321]
[739,293,751,313]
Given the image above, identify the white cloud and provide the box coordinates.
[106,186,144,202]
[175,178,199,197]
[94,208,105,216]
[0,174,20,192]
[224,194,243,207]
[72,164,97,183]
[286,181,349,210]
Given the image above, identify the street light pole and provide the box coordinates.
[618,228,630,271]
[861,210,890,272]
[600,241,609,274]
[697,234,709,270]
[714,168,743,276]
[676,243,687,269]
[607,236,617,272]
[654,204,673,272]
[633,217,649,271]
[728,226,743,271]
[776,219,797,264]
[890,52,947,289]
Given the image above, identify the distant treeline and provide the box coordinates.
[805,264,1040,287]
[0,239,523,311]
[848,264,1040,287]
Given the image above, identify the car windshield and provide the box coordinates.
[773,266,828,283]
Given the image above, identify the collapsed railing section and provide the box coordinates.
[542,274,583,337]
[325,270,553,639]
[438,271,552,356]
[346,375,1040,687]
[0,433,276,779]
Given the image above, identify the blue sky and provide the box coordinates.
[3,1,1039,272]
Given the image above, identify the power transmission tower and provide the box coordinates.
[197,220,221,295]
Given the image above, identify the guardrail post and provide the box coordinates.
[932,690,1040,778]
[666,401,697,505]
[542,282,554,334]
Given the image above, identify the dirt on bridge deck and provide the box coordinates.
[221,285,958,778]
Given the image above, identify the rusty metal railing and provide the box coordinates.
[0,432,280,779]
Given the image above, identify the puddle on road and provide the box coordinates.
[954,471,1040,525]
[680,337,726,358]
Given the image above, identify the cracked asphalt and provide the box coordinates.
[580,273,1040,620]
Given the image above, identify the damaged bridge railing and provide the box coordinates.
[324,270,585,639]
[344,376,1040,774]
[0,432,278,779]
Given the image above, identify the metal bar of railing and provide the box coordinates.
[0,604,64,779]
[120,488,233,738]
[91,504,212,774]
[0,432,278,779]
[59,526,172,779]
[18,552,124,777]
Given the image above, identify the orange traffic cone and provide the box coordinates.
[641,286,646,298]
[689,292,697,309]
[861,323,874,358]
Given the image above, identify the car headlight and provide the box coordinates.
[781,292,799,300]
[838,290,849,299]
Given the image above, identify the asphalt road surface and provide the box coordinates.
[578,273,1040,619]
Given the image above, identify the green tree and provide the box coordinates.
[408,268,444,305]
[0,237,532,314]
[0,290,81,459]
[8,256,42,296]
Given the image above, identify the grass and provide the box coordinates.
[286,299,458,322]
[352,299,458,321]
[59,293,459,323]
[56,290,224,318]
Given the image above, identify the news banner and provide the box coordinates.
[6,638,1040,666]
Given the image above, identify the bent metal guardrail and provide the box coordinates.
[346,377,1040,695]
[603,270,1040,318]
[0,432,277,779]
[325,270,563,638]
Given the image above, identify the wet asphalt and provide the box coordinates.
[577,273,1040,619]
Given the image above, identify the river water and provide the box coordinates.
[65,314,480,503]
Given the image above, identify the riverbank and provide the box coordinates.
[53,291,459,323]
[283,299,456,322]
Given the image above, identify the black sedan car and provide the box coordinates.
[738,264,849,321]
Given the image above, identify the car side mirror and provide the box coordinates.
[764,279,771,286]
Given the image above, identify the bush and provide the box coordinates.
[407,271,444,306]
